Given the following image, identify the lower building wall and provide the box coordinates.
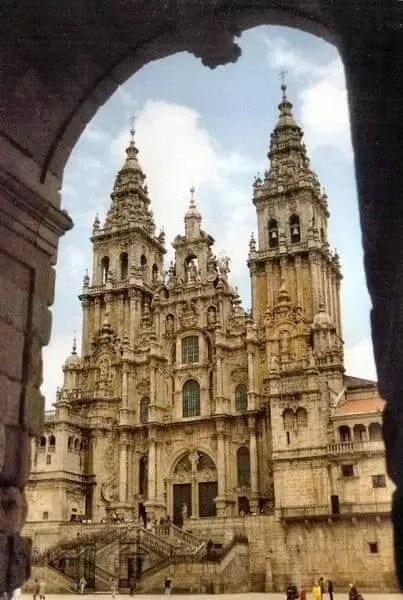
[23,515,398,592]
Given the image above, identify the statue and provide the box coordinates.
[270,355,279,373]
[279,330,290,355]
[207,306,217,326]
[182,502,189,520]
[165,314,174,335]
[307,347,316,368]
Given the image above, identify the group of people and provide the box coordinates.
[286,577,363,600]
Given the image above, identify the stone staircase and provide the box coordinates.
[32,522,207,592]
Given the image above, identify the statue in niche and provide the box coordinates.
[165,314,174,335]
[99,358,110,381]
[307,347,316,368]
[207,306,217,326]
[189,450,200,472]
[182,502,189,519]
[270,354,279,373]
[279,330,290,356]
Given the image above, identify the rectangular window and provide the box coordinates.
[182,336,199,364]
[372,474,386,488]
[341,464,354,477]
[46,454,52,465]
[369,542,378,554]
[43,511,49,520]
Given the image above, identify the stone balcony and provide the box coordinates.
[280,501,391,522]
[327,440,385,455]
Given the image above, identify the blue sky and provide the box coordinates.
[42,25,376,405]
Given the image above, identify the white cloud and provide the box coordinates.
[110,99,257,283]
[345,337,377,381]
[264,37,352,155]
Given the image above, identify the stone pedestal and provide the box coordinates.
[265,553,274,592]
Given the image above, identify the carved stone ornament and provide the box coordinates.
[137,378,150,395]
[180,301,198,328]
[230,366,248,383]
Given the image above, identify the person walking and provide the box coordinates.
[39,579,46,600]
[286,582,299,600]
[164,576,173,597]
[33,579,40,600]
[79,576,87,595]
[348,583,362,600]
[12,589,22,600]
[312,580,322,600]
[300,585,307,600]
[319,577,325,600]
[109,576,118,600]
[328,579,334,600]
[129,575,136,596]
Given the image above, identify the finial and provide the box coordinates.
[72,333,77,355]
[279,69,288,100]
[129,114,135,142]
[190,185,195,205]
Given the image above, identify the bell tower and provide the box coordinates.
[249,83,342,337]
[80,126,166,354]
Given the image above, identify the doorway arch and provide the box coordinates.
[170,450,218,525]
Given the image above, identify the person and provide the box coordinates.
[79,576,87,595]
[319,577,325,600]
[129,575,136,596]
[12,589,22,600]
[39,579,46,600]
[348,583,362,600]
[33,579,40,600]
[286,582,299,600]
[312,580,322,600]
[164,576,173,597]
[328,579,334,600]
[300,586,307,600]
[109,576,117,600]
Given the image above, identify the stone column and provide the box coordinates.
[248,416,259,512]
[294,256,303,308]
[128,289,138,346]
[0,165,72,593]
[266,262,274,310]
[122,366,128,409]
[309,252,320,317]
[215,421,227,516]
[147,431,156,502]
[81,297,90,356]
[94,297,101,334]
[119,436,128,503]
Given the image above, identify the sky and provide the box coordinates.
[41,25,377,406]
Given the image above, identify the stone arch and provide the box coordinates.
[74,438,80,451]
[101,256,109,284]
[268,218,279,248]
[48,434,56,450]
[353,423,367,441]
[289,214,301,243]
[283,408,295,430]
[39,436,47,449]
[339,425,351,442]
[368,421,382,441]
[295,407,308,428]
[120,252,128,280]
[170,449,218,524]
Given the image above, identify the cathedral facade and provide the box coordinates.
[25,86,394,590]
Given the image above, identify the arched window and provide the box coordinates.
[48,435,56,450]
[296,407,308,428]
[268,218,278,248]
[237,447,251,487]
[120,252,128,280]
[290,214,301,243]
[152,263,158,283]
[353,424,367,441]
[235,384,247,412]
[339,425,351,442]
[368,422,382,441]
[74,438,80,451]
[182,336,199,364]
[101,256,109,284]
[139,456,148,496]
[68,437,74,451]
[283,409,295,430]
[80,439,87,451]
[39,436,47,449]
[183,380,200,417]
[140,397,150,424]
[141,254,147,282]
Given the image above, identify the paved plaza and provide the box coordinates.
[20,594,403,600]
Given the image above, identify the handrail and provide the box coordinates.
[280,501,391,519]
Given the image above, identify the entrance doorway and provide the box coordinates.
[199,481,217,517]
[173,483,191,526]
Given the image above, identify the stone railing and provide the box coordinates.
[280,501,391,520]
[327,440,385,455]
[44,410,56,421]
[139,528,175,557]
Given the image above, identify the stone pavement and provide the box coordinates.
[20,594,402,600]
